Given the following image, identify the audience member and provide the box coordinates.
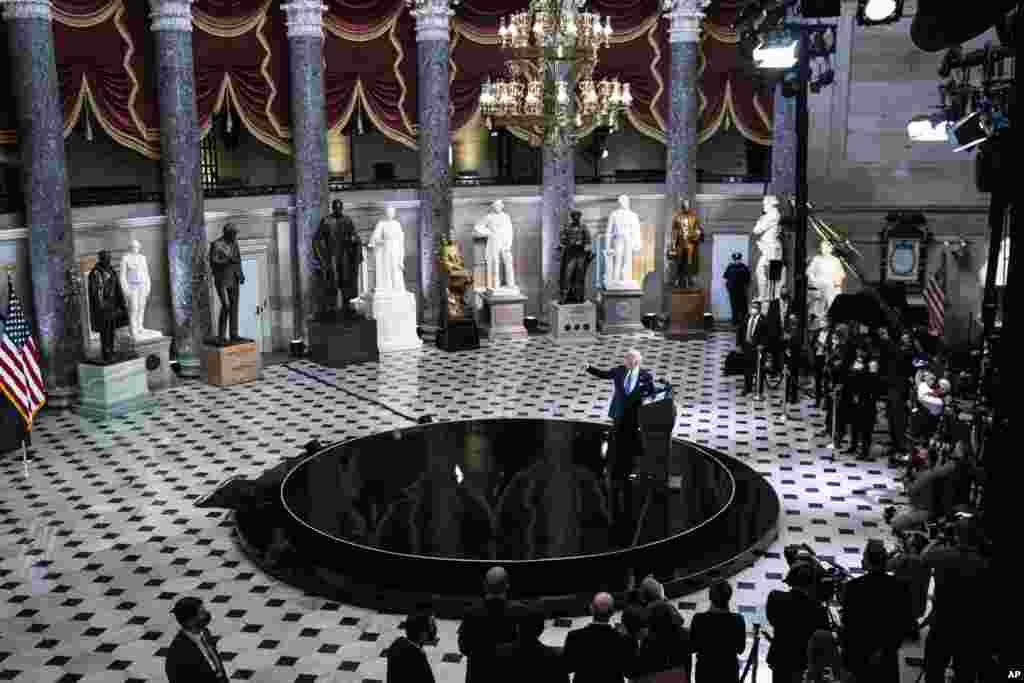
[385,612,438,683]
[690,580,746,683]
[840,540,910,683]
[628,601,692,683]
[922,517,991,683]
[802,630,851,683]
[618,602,649,646]
[563,592,636,683]
[458,566,520,683]
[496,603,566,683]
[890,440,976,533]
[164,597,229,683]
[740,301,769,396]
[765,563,830,683]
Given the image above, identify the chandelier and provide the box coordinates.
[478,0,633,146]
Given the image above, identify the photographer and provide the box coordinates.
[839,540,911,683]
[889,440,980,534]
[921,516,991,683]
[766,562,830,683]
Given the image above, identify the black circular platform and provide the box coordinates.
[235,418,780,617]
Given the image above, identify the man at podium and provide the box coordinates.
[584,349,657,479]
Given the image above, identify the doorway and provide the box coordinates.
[710,233,751,323]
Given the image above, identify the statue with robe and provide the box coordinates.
[669,199,704,289]
[312,199,363,318]
[558,209,593,304]
[605,194,642,288]
[369,205,406,294]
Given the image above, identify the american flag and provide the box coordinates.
[924,251,947,338]
[0,279,45,429]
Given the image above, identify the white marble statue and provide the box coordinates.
[369,206,406,294]
[806,240,846,320]
[474,199,518,292]
[119,239,160,340]
[605,194,642,288]
[753,195,786,302]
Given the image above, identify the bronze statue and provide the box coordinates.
[209,223,246,346]
[313,200,362,319]
[558,209,593,304]
[439,238,473,320]
[669,199,704,289]
[87,250,128,363]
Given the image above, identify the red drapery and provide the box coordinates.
[0,0,772,157]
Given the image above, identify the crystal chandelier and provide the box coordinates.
[478,0,632,146]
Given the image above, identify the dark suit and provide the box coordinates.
[690,610,746,683]
[586,365,656,479]
[385,636,435,683]
[457,597,521,683]
[562,622,636,683]
[164,630,228,683]
[724,262,751,324]
[840,572,910,683]
[209,236,243,341]
[740,314,769,394]
[765,590,829,682]
[497,639,567,683]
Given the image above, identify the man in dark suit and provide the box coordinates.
[385,612,438,683]
[562,592,636,683]
[765,563,830,683]
[840,540,911,683]
[458,566,520,683]
[209,222,245,345]
[584,349,657,480]
[497,603,566,683]
[165,597,229,683]
[740,301,769,396]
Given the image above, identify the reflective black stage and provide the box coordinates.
[237,419,779,615]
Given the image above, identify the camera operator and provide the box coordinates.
[766,562,830,683]
[921,516,991,683]
[839,540,911,683]
[889,440,980,534]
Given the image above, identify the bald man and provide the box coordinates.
[458,567,521,683]
[562,592,637,683]
[584,349,657,480]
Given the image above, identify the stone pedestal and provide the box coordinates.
[437,317,480,352]
[308,318,379,367]
[550,301,598,345]
[77,358,154,420]
[206,342,261,386]
[481,290,528,341]
[666,288,708,340]
[372,291,422,353]
[598,287,645,334]
[122,334,172,391]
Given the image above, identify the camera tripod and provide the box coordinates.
[739,623,764,683]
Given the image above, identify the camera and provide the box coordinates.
[784,543,850,604]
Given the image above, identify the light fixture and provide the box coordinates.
[753,31,799,69]
[601,148,609,159]
[907,114,950,142]
[857,0,904,26]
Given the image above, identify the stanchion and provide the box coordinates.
[778,367,790,423]
[827,386,839,451]
[21,440,30,478]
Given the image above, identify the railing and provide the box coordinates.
[0,170,768,213]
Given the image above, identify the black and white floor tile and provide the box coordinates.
[0,331,932,682]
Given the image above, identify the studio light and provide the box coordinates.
[753,30,799,69]
[907,115,950,142]
[857,0,904,26]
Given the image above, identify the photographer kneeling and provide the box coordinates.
[840,540,911,683]
[766,562,830,683]
[889,440,979,534]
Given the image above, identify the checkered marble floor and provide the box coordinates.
[0,331,933,683]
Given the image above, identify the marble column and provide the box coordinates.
[283,1,328,340]
[411,0,454,331]
[150,0,210,379]
[770,11,798,198]
[661,0,708,314]
[541,59,575,318]
[2,0,81,408]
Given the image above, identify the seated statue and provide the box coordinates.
[439,238,474,320]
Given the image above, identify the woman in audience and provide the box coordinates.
[690,580,746,682]
[802,629,853,683]
[628,601,692,682]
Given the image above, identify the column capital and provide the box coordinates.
[0,0,51,21]
[149,0,194,32]
[662,0,710,44]
[282,1,327,39]
[407,0,454,43]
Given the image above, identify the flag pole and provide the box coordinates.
[21,439,29,477]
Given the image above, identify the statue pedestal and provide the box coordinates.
[77,358,155,420]
[206,342,262,386]
[121,334,172,391]
[481,290,528,341]
[437,317,481,352]
[598,287,644,335]
[550,301,598,345]
[666,288,708,340]
[371,291,422,353]
[309,317,379,367]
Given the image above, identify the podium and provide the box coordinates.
[637,389,678,483]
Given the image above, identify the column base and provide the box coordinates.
[598,287,645,334]
[437,318,480,352]
[372,291,423,353]
[481,291,528,341]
